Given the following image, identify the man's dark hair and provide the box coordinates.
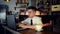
[27,6,37,12]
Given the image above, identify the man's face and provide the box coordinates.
[27,9,36,18]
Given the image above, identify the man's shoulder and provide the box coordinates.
[25,17,30,20]
[34,16,41,19]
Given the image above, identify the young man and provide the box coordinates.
[17,6,51,31]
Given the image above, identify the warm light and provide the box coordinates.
[4,0,10,2]
[35,11,40,15]
[26,11,28,15]
[26,11,40,15]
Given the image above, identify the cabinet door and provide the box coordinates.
[52,5,60,11]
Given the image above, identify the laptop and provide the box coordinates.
[6,15,26,31]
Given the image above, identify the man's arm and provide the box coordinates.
[43,20,52,26]
[18,24,36,29]
[17,23,43,31]
[17,22,52,31]
[17,18,52,31]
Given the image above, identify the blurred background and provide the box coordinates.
[0,0,60,34]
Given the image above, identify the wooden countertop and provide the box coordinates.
[18,29,58,34]
[2,26,59,34]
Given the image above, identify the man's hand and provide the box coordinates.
[17,23,21,26]
[17,23,28,29]
[43,23,52,26]
[19,24,25,28]
[17,23,36,29]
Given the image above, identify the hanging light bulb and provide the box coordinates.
[4,0,10,2]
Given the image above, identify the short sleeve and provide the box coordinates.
[35,25,43,31]
[35,17,43,31]
[36,17,43,25]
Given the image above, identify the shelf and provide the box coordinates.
[16,2,28,4]
[14,7,26,10]
[15,7,26,8]
[16,2,28,6]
